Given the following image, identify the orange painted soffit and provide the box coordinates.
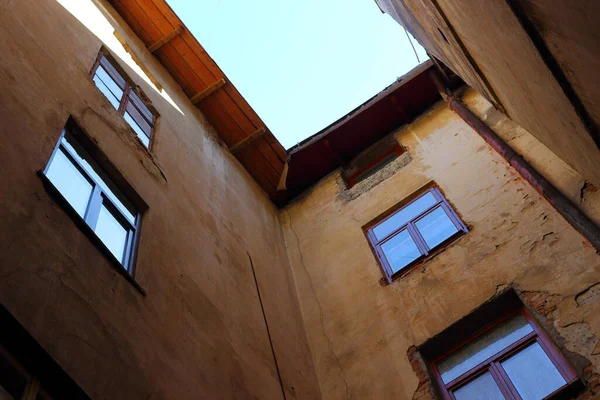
[107,0,286,201]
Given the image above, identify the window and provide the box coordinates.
[432,308,578,400]
[91,52,156,148]
[345,143,405,188]
[365,186,467,282]
[43,124,140,274]
[0,304,89,399]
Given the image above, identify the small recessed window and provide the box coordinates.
[44,126,140,273]
[433,309,578,400]
[346,144,405,188]
[91,51,156,148]
[365,186,467,281]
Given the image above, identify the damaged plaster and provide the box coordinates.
[339,150,412,202]
[281,91,600,399]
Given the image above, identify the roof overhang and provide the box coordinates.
[106,0,442,206]
[281,60,440,205]
[107,0,286,200]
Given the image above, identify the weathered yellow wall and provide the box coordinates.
[2,0,599,398]
[461,88,600,227]
[375,0,600,189]
[0,0,320,399]
[281,89,600,398]
[514,0,600,129]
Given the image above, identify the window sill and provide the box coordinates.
[37,171,146,296]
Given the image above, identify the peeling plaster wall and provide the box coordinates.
[281,90,600,399]
[460,88,600,228]
[2,1,599,399]
[0,1,320,399]
[375,0,600,188]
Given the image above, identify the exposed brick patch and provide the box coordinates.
[339,151,412,202]
[407,288,600,399]
[577,363,600,400]
[584,365,600,389]
[406,346,435,400]
[520,290,562,319]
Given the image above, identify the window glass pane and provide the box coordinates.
[92,75,121,110]
[415,206,459,249]
[124,112,150,147]
[61,134,136,225]
[501,342,566,400]
[438,314,533,384]
[99,57,126,88]
[372,192,437,240]
[129,90,154,123]
[95,203,128,263]
[126,100,153,132]
[93,66,124,105]
[45,148,93,217]
[453,372,505,400]
[380,230,422,273]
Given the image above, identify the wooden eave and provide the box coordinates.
[282,61,444,205]
[108,0,286,200]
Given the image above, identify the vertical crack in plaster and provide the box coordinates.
[285,209,350,399]
[246,251,287,400]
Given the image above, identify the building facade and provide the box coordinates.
[0,0,318,398]
[282,88,600,399]
[0,1,599,399]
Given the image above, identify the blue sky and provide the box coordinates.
[166,0,428,149]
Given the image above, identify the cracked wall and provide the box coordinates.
[0,1,320,399]
[2,1,600,399]
[280,89,600,399]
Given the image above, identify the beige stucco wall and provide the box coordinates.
[2,0,599,398]
[375,0,600,189]
[461,88,600,227]
[0,1,320,399]
[281,89,600,399]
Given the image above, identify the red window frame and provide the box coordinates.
[90,50,157,149]
[364,185,467,282]
[346,144,405,188]
[431,308,578,400]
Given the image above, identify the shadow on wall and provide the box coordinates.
[57,0,185,116]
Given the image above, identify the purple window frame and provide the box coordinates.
[431,308,579,400]
[365,187,468,282]
[90,50,157,149]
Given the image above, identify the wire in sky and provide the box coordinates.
[403,25,420,63]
